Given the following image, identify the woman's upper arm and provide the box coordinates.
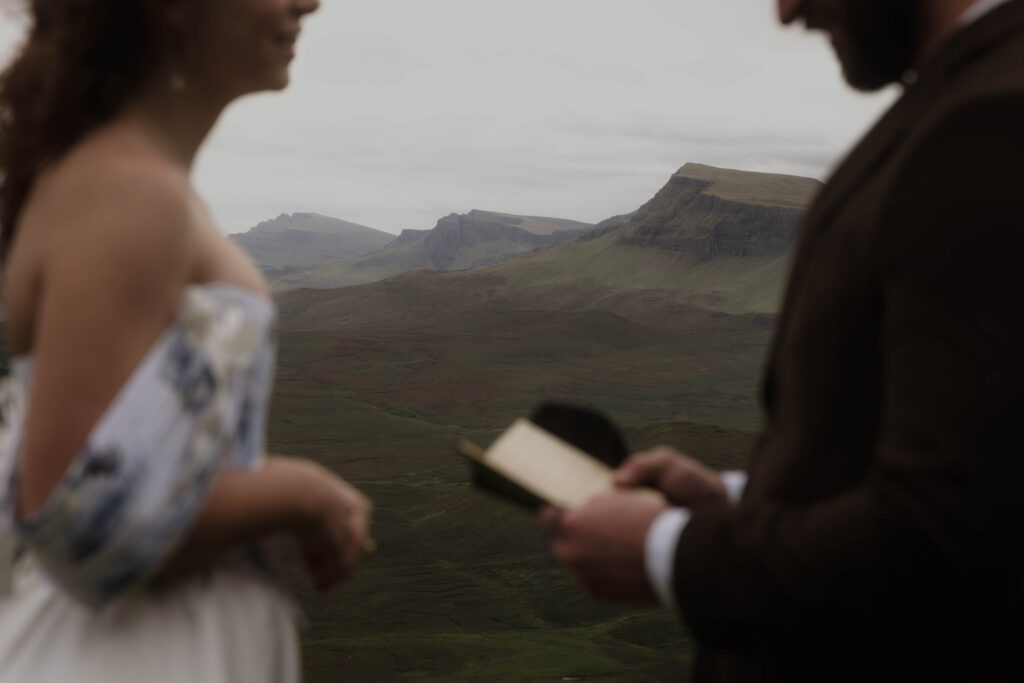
[18,167,194,516]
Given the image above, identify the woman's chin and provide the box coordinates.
[268,70,292,91]
[239,74,292,97]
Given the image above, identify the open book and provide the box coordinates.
[457,418,662,510]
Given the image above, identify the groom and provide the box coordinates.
[544,0,1024,680]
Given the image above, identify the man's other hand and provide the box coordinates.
[540,490,667,604]
[614,446,727,507]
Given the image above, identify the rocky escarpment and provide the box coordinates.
[394,228,431,245]
[577,211,637,243]
[421,211,588,270]
[351,209,591,273]
[616,165,821,261]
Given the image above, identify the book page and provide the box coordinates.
[485,419,614,509]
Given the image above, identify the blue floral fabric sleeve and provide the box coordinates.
[0,285,276,608]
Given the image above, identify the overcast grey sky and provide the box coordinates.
[0,1,897,235]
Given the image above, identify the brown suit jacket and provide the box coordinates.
[674,3,1024,681]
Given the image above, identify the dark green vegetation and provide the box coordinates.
[269,323,757,682]
[265,164,817,681]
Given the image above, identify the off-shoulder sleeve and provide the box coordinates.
[0,286,274,608]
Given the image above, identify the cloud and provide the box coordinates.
[1,1,896,235]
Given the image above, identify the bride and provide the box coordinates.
[0,1,372,681]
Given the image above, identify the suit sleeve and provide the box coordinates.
[673,94,1024,644]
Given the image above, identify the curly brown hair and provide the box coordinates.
[0,0,170,260]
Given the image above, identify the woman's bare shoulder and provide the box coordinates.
[20,135,199,290]
[4,134,202,353]
[36,140,192,237]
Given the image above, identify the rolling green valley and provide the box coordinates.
[257,164,817,681]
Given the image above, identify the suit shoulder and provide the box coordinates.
[903,90,1024,168]
[875,90,1024,271]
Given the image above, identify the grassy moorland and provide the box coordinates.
[258,164,817,680]
[267,288,765,682]
[0,293,753,680]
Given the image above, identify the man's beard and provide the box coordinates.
[835,0,919,90]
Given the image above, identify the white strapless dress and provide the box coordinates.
[0,284,300,683]
[0,554,299,683]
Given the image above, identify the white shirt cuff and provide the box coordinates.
[644,508,690,610]
[721,470,748,505]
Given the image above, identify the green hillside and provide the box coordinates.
[495,230,794,315]
[273,164,818,316]
[499,162,818,313]
[673,162,821,208]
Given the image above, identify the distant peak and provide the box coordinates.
[671,163,822,209]
[429,209,591,236]
[675,162,813,182]
[677,162,721,174]
[244,212,389,237]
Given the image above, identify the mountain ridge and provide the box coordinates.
[265,209,593,291]
[274,163,820,336]
[231,212,396,269]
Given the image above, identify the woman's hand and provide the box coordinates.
[296,464,374,592]
[172,457,373,592]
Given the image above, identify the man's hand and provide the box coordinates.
[540,490,667,604]
[614,446,727,508]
